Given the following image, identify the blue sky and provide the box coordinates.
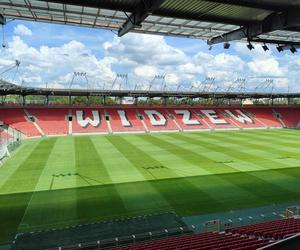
[0,19,299,92]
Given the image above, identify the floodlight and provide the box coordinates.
[290,46,297,54]
[247,42,254,50]
[276,45,283,52]
[223,42,230,49]
[262,44,269,51]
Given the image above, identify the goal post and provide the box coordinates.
[0,143,10,160]
[0,125,22,161]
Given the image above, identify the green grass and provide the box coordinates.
[1,129,300,244]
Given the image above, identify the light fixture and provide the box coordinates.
[223,42,230,49]
[276,45,283,52]
[290,46,297,54]
[262,44,269,51]
[247,42,254,50]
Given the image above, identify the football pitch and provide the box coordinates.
[1,129,300,244]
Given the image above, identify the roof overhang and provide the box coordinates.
[1,0,300,45]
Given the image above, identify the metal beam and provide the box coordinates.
[154,9,249,26]
[201,0,300,12]
[250,38,300,46]
[118,0,164,37]
[38,0,250,26]
[45,0,136,13]
[208,11,300,45]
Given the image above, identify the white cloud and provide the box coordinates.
[134,65,158,77]
[248,58,283,76]
[165,73,179,85]
[104,33,187,67]
[0,36,115,87]
[1,27,297,92]
[14,24,32,36]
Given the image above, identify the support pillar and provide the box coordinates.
[87,95,90,106]
[45,95,49,105]
[163,97,168,106]
[22,95,26,106]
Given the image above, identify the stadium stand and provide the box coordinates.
[274,107,300,128]
[242,108,283,128]
[108,108,145,132]
[222,108,265,129]
[1,106,299,137]
[227,217,300,240]
[167,108,210,131]
[197,108,239,129]
[138,108,179,132]
[27,108,69,135]
[0,108,41,137]
[115,218,300,250]
[71,108,109,134]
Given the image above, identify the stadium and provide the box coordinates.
[0,0,300,249]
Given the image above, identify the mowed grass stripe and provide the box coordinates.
[202,131,300,168]
[0,138,57,242]
[123,135,210,177]
[190,131,300,161]
[211,130,300,154]
[90,136,146,183]
[0,140,41,190]
[36,136,77,191]
[139,134,298,203]
[106,135,177,180]
[1,138,57,193]
[165,133,300,192]
[106,135,224,215]
[129,135,263,209]
[138,134,239,174]
[74,136,128,221]
[219,130,300,168]
[18,137,78,231]
[172,132,291,168]
[95,136,172,212]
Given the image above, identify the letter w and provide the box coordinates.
[76,110,100,127]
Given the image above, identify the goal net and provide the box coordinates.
[0,125,22,161]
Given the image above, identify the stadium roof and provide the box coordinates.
[1,0,300,46]
[1,79,300,99]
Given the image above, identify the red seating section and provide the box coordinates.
[0,108,41,137]
[242,108,282,128]
[228,218,300,240]
[167,108,210,130]
[198,108,238,129]
[71,108,108,134]
[274,107,300,128]
[116,218,300,250]
[116,232,269,250]
[1,106,300,136]
[222,108,264,128]
[108,108,145,132]
[27,108,69,135]
[138,108,179,131]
